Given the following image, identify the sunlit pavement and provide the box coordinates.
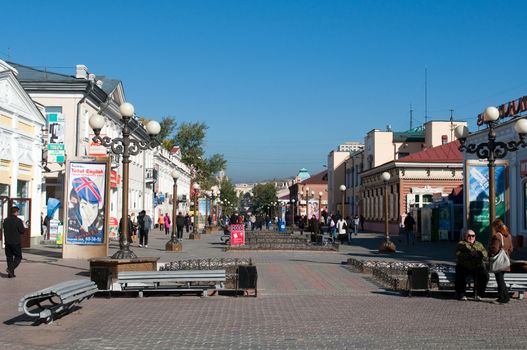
[1,229,526,349]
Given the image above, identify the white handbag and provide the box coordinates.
[490,233,510,272]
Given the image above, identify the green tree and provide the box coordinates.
[175,122,226,185]
[252,183,277,214]
[219,177,238,215]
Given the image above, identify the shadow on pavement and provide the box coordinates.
[22,248,62,259]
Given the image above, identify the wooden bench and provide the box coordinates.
[116,269,226,297]
[18,279,98,323]
[431,271,527,299]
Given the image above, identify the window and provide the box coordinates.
[17,180,28,197]
[423,195,433,204]
[0,184,9,196]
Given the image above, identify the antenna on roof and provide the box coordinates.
[424,67,428,125]
[449,109,454,141]
[410,104,414,130]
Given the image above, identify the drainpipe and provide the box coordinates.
[75,81,94,156]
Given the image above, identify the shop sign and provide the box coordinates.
[230,224,245,245]
[477,95,527,126]
[88,134,107,157]
[110,170,120,188]
[47,113,65,163]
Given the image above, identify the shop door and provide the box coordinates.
[9,198,31,248]
[0,196,9,248]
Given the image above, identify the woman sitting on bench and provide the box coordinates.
[455,229,488,301]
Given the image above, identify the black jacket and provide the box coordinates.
[3,215,25,244]
[176,215,185,227]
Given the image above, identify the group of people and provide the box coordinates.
[295,213,364,244]
[455,218,513,304]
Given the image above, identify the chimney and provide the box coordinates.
[76,64,88,79]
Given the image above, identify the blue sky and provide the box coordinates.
[3,0,527,182]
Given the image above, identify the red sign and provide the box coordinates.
[110,170,120,188]
[230,224,245,246]
[477,95,527,126]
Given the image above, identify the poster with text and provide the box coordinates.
[466,161,508,247]
[66,161,107,245]
[230,224,245,245]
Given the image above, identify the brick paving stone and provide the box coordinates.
[1,229,526,349]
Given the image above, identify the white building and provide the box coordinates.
[0,60,46,245]
[9,61,192,241]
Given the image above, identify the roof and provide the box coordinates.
[300,170,328,185]
[392,131,425,143]
[7,61,120,95]
[398,140,462,163]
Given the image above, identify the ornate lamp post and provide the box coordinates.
[190,182,201,239]
[318,191,323,221]
[305,187,310,218]
[378,171,396,253]
[166,171,182,251]
[455,107,527,239]
[89,102,160,259]
[291,198,296,226]
[204,190,211,232]
[339,184,346,219]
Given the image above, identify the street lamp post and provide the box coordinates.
[339,185,346,219]
[305,187,310,219]
[166,171,182,251]
[190,182,201,239]
[204,190,211,233]
[378,172,396,253]
[455,106,527,241]
[291,199,296,226]
[89,102,160,259]
[318,191,323,221]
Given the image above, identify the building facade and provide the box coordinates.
[0,60,46,245]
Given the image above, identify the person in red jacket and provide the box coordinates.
[489,219,513,304]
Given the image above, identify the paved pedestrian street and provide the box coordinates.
[1,230,527,349]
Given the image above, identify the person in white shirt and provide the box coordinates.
[336,217,347,244]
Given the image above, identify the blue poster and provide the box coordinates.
[467,164,506,246]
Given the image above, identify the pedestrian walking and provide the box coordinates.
[156,215,162,231]
[346,216,353,243]
[176,212,185,239]
[403,213,416,245]
[336,217,347,244]
[164,213,171,235]
[489,219,513,304]
[360,214,365,231]
[137,210,152,247]
[250,214,256,231]
[3,206,25,278]
[130,212,138,242]
[328,216,336,241]
[184,213,191,232]
[353,215,360,236]
[455,229,488,301]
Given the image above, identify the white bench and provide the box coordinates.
[19,279,98,323]
[431,271,527,299]
[116,269,226,297]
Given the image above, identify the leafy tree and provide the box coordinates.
[175,122,226,185]
[252,183,277,214]
[219,177,238,215]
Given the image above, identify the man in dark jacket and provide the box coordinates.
[175,212,185,239]
[3,206,25,278]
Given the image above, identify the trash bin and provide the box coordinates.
[406,267,430,297]
[278,219,286,233]
[237,265,258,297]
[90,266,112,291]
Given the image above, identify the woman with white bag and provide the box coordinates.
[489,219,514,304]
